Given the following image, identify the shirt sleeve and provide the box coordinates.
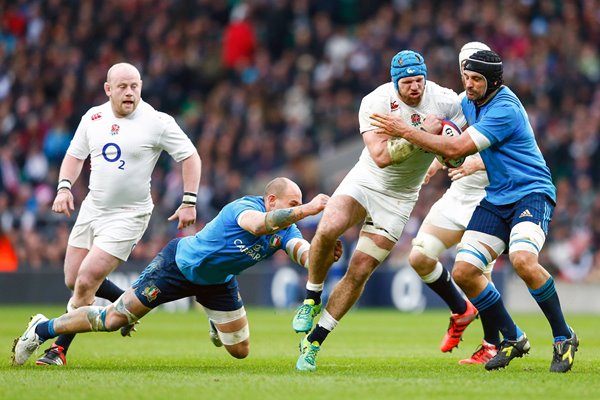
[466,126,492,151]
[358,90,389,134]
[66,115,90,160]
[157,112,196,162]
[230,197,262,226]
[280,224,303,249]
[472,104,516,145]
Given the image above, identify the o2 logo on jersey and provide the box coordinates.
[102,142,125,170]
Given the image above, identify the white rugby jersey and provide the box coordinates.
[447,156,489,200]
[67,100,196,211]
[357,81,465,194]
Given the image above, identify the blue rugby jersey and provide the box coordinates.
[175,196,302,285]
[461,86,556,205]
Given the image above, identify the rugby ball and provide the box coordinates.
[435,120,465,168]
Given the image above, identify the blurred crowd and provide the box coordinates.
[1,0,599,281]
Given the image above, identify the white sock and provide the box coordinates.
[420,262,443,284]
[317,310,338,331]
[306,281,324,292]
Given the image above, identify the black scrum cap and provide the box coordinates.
[463,50,503,99]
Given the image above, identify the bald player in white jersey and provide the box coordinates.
[37,62,201,366]
[293,50,466,371]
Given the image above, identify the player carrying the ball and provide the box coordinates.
[292,50,470,371]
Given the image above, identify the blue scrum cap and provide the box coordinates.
[390,50,427,92]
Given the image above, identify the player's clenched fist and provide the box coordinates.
[422,114,442,134]
[303,193,330,216]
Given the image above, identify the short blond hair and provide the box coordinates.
[264,177,291,197]
[106,63,141,84]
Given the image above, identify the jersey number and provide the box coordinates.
[102,143,125,170]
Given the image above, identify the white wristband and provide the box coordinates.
[182,192,197,205]
[57,179,72,191]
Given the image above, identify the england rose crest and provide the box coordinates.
[410,114,421,127]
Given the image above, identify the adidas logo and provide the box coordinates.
[519,209,533,218]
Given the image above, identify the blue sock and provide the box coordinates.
[55,334,76,354]
[471,282,518,341]
[307,325,330,345]
[478,313,501,347]
[34,320,57,342]
[515,325,524,339]
[305,289,322,305]
[51,304,76,354]
[528,277,571,341]
[96,279,125,302]
[425,267,467,315]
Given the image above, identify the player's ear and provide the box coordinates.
[266,194,277,210]
[104,82,111,96]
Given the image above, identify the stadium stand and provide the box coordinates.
[0,0,599,282]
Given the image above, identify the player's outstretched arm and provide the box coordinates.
[52,154,86,218]
[239,194,330,236]
[296,193,329,218]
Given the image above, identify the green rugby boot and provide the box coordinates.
[292,299,321,333]
[296,335,320,372]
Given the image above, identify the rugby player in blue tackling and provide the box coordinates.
[370,50,578,373]
[12,177,342,365]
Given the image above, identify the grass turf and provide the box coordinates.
[1,306,599,400]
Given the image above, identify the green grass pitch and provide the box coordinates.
[1,306,599,400]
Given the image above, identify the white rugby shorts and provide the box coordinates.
[423,190,483,231]
[68,200,152,261]
[333,176,417,242]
